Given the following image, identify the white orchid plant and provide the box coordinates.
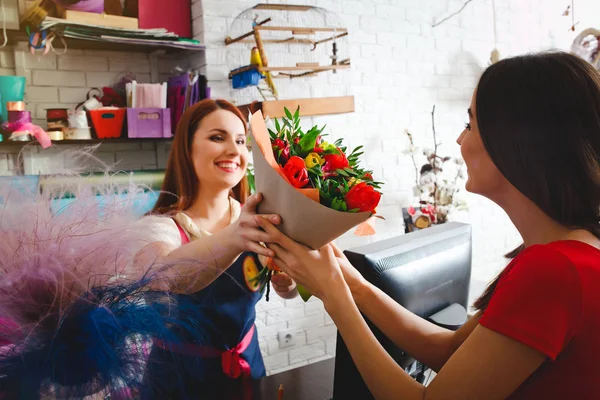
[403,106,468,229]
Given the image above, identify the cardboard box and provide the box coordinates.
[60,10,139,30]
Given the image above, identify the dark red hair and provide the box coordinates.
[151,99,249,215]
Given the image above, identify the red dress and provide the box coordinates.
[479,240,600,399]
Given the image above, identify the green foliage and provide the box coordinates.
[246,162,256,195]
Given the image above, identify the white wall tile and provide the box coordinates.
[22,53,57,70]
[0,50,15,68]
[289,343,326,365]
[58,88,91,104]
[58,56,109,72]
[32,70,85,87]
[26,86,59,103]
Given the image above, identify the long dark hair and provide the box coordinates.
[151,99,249,215]
[473,52,600,311]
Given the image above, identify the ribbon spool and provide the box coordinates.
[6,111,33,141]
[6,102,25,112]
[46,108,69,122]
[1,110,52,148]
[7,110,31,127]
[47,130,64,141]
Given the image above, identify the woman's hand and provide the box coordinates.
[330,242,368,295]
[271,272,298,299]
[257,217,348,302]
[228,193,281,258]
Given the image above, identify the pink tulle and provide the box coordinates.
[0,168,157,331]
[0,318,17,346]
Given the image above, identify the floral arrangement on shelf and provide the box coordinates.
[268,107,382,213]
[403,105,467,231]
[248,107,383,301]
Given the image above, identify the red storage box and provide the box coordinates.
[137,0,191,38]
[89,108,126,138]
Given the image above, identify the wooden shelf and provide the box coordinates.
[259,65,350,72]
[238,96,355,119]
[253,4,313,11]
[228,64,350,79]
[237,37,314,45]
[0,137,173,148]
[7,29,203,54]
[255,26,347,33]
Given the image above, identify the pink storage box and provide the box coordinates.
[127,108,172,138]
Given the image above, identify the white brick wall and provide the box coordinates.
[2,0,600,376]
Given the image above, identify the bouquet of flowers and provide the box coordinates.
[249,107,383,301]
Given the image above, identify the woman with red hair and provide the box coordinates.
[133,99,297,399]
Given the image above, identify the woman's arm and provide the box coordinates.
[134,223,253,293]
[332,243,479,371]
[132,194,280,294]
[325,285,545,400]
[352,281,480,372]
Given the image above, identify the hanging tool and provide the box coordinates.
[27,26,52,55]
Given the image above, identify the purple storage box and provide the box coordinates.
[127,108,172,138]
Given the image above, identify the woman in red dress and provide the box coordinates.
[258,51,600,399]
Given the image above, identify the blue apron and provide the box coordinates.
[141,251,265,399]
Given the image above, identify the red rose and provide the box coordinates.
[345,182,381,213]
[293,137,300,144]
[322,148,349,173]
[283,156,309,188]
[363,172,373,180]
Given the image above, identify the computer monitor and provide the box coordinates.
[332,222,472,399]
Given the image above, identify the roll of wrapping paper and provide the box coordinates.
[1,110,52,148]
[6,102,25,112]
[47,131,64,141]
[48,121,69,131]
[7,110,31,125]
[6,111,33,140]
[46,108,69,122]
